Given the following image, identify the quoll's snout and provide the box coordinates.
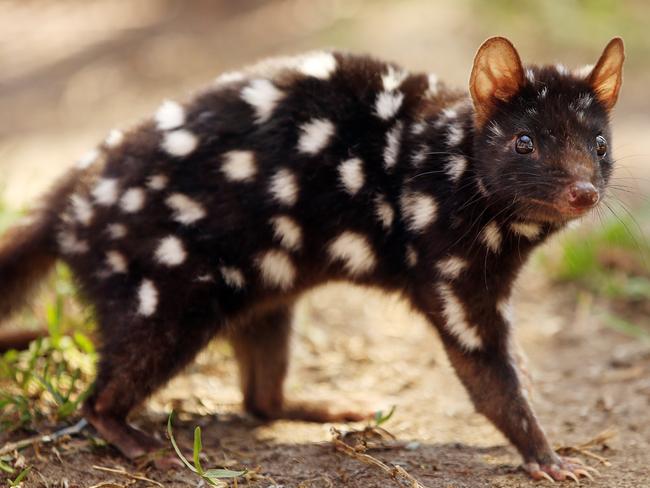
[567,181,600,210]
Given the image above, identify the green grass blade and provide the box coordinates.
[374,405,396,427]
[193,426,204,475]
[9,466,31,486]
[167,411,197,473]
[203,468,248,479]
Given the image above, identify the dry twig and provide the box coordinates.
[331,427,430,488]
[92,465,163,487]
[555,428,617,466]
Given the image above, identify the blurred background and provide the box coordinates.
[0,1,648,486]
[1,0,648,204]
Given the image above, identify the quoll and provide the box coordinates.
[0,37,624,481]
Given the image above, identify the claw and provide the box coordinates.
[574,468,594,481]
[548,465,565,481]
[581,465,600,476]
[538,471,556,483]
[561,470,580,484]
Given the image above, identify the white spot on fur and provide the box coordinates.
[411,146,428,166]
[539,86,548,99]
[411,122,426,135]
[120,187,145,213]
[477,177,489,196]
[137,279,158,316]
[155,235,186,266]
[195,273,214,283]
[241,79,284,123]
[166,193,206,225]
[146,174,168,191]
[382,66,408,91]
[510,222,542,240]
[256,250,296,290]
[155,100,185,130]
[269,168,298,206]
[106,251,127,273]
[525,68,535,83]
[298,118,335,155]
[406,245,418,267]
[105,129,124,148]
[426,73,439,97]
[375,91,404,120]
[442,108,458,119]
[57,231,88,254]
[106,223,127,239]
[400,191,438,233]
[435,107,459,129]
[328,231,377,277]
[481,221,502,253]
[222,150,257,182]
[383,121,403,170]
[555,63,569,76]
[77,149,100,169]
[70,194,93,225]
[299,52,337,79]
[437,283,482,350]
[446,155,467,182]
[374,194,394,230]
[574,64,594,78]
[215,71,245,85]
[446,123,464,147]
[220,266,245,289]
[339,158,365,195]
[497,298,513,324]
[162,129,198,157]
[521,418,529,433]
[270,215,302,251]
[92,178,119,206]
[436,256,468,280]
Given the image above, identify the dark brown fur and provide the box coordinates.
[0,38,624,481]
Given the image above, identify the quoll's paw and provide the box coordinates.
[276,400,375,423]
[523,456,598,482]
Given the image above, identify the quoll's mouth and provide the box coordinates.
[520,197,598,224]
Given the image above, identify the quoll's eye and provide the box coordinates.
[515,134,534,154]
[596,135,608,157]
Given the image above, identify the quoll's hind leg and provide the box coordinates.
[230,305,371,423]
[83,314,217,461]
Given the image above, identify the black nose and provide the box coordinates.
[567,182,599,209]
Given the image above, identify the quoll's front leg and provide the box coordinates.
[429,289,594,482]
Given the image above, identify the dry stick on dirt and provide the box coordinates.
[0,418,88,456]
[92,465,164,487]
[331,428,431,488]
[555,428,617,467]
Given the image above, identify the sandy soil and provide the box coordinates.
[8,267,650,487]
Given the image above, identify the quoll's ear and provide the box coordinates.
[469,36,525,127]
[589,37,625,110]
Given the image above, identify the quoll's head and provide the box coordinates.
[469,36,625,224]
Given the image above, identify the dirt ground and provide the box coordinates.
[1,1,649,486]
[10,272,650,487]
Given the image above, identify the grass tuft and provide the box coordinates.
[167,411,247,487]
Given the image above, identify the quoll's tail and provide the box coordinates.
[0,170,79,322]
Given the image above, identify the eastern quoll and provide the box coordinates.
[0,37,624,481]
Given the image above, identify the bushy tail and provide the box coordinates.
[0,170,79,321]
